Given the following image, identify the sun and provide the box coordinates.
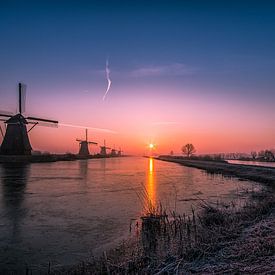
[149,143,154,149]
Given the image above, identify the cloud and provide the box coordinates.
[130,63,194,77]
[89,63,194,79]
[59,123,117,134]
[103,58,112,100]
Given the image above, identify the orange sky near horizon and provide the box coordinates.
[0,85,274,156]
[0,89,270,156]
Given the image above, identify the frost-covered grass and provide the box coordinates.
[157,156,275,185]
[54,187,274,274]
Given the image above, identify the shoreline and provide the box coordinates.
[0,154,126,164]
[52,157,275,274]
[60,190,274,274]
[2,156,273,273]
[156,156,275,185]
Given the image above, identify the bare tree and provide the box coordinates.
[264,150,275,161]
[182,143,196,158]
[258,149,275,161]
[251,151,257,160]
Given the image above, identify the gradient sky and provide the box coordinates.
[0,0,274,155]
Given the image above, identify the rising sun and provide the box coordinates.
[149,143,154,149]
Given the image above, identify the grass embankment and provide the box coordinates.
[52,160,275,274]
[157,156,275,185]
[53,157,275,274]
[56,190,274,274]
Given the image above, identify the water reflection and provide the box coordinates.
[79,160,88,184]
[0,163,29,241]
[0,157,260,272]
[147,158,156,210]
[100,158,107,173]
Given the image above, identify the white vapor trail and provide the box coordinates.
[102,58,112,100]
[59,123,117,134]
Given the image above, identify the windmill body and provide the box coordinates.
[110,149,117,157]
[78,141,90,156]
[76,129,97,157]
[100,140,111,156]
[100,146,107,156]
[0,114,32,155]
[117,148,123,156]
[0,83,58,156]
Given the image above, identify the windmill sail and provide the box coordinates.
[0,111,13,118]
[19,83,27,114]
[27,116,58,127]
[27,116,58,124]
[0,125,4,138]
[88,142,97,145]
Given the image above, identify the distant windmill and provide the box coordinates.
[111,145,117,157]
[117,147,123,156]
[100,140,111,156]
[0,83,58,155]
[76,129,97,156]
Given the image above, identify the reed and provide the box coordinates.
[52,187,274,274]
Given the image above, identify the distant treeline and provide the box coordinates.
[224,149,275,162]
[167,148,275,162]
[163,154,226,162]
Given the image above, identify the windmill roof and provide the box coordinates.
[6,113,28,124]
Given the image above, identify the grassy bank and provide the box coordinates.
[157,156,275,185]
[50,157,275,274]
[55,189,274,274]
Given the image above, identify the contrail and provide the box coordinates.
[102,58,112,101]
[59,123,117,134]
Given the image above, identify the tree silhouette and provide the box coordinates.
[182,143,196,158]
[251,151,257,160]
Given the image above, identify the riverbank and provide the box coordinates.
[56,188,274,274]
[0,154,125,163]
[156,156,275,185]
[53,158,275,274]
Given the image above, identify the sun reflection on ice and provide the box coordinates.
[147,157,156,211]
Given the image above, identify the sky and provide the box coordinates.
[0,0,274,155]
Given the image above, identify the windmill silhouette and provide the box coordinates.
[110,145,117,157]
[76,129,97,156]
[0,83,58,155]
[100,140,111,156]
[117,147,123,156]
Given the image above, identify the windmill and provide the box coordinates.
[100,140,111,156]
[110,145,117,157]
[0,83,58,155]
[117,147,123,156]
[76,129,97,156]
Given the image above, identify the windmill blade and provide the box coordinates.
[19,83,27,114]
[0,111,13,118]
[0,125,4,137]
[29,122,58,128]
[27,120,58,128]
[76,139,83,142]
[27,116,58,124]
[88,142,98,145]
